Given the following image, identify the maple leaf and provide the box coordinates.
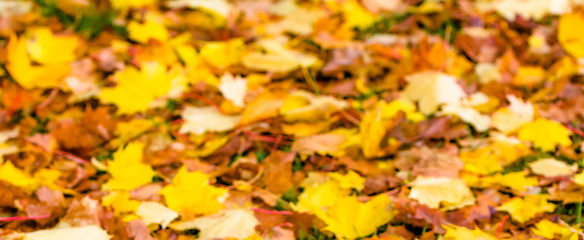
[533,219,578,239]
[6,28,78,89]
[136,202,178,228]
[291,133,346,156]
[408,176,475,210]
[23,225,110,240]
[327,170,365,191]
[218,73,247,108]
[529,158,577,177]
[280,90,347,122]
[442,225,496,240]
[199,39,245,68]
[241,90,285,124]
[559,13,584,58]
[101,191,141,216]
[110,0,156,10]
[243,39,319,73]
[159,167,227,217]
[496,194,556,223]
[99,62,173,114]
[314,194,393,239]
[491,95,534,134]
[488,171,538,193]
[167,0,233,18]
[179,106,240,135]
[402,71,466,114]
[0,161,60,193]
[103,142,156,191]
[128,17,169,43]
[517,118,572,151]
[169,209,258,240]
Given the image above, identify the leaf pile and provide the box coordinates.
[2,0,584,239]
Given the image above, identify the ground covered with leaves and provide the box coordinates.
[2,0,584,239]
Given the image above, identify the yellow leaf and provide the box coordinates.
[496,195,556,223]
[559,13,584,58]
[136,202,179,228]
[242,39,319,73]
[190,134,230,157]
[529,158,577,177]
[459,147,503,175]
[340,0,377,29]
[491,95,534,134]
[281,120,335,137]
[380,99,425,122]
[241,91,285,124]
[327,170,365,191]
[280,90,347,122]
[409,176,475,210]
[99,62,172,114]
[179,106,240,135]
[402,71,466,114]
[0,161,37,192]
[169,209,258,240]
[518,118,572,152]
[113,119,155,145]
[533,219,577,239]
[199,39,245,68]
[128,18,169,43]
[315,194,393,239]
[574,171,584,186]
[102,191,141,216]
[6,31,72,89]
[24,225,110,240]
[489,171,538,193]
[294,180,344,213]
[359,105,387,158]
[26,27,79,64]
[513,66,546,86]
[103,142,155,191]
[159,167,227,217]
[443,225,497,240]
[111,0,156,10]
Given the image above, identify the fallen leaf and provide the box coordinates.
[103,142,155,191]
[169,209,259,240]
[529,158,577,177]
[243,39,319,73]
[24,225,110,240]
[315,194,393,239]
[496,194,556,223]
[159,167,227,217]
[402,71,466,114]
[558,12,584,58]
[179,106,240,135]
[442,225,496,240]
[409,176,475,210]
[136,201,178,228]
[517,118,572,151]
[218,73,247,107]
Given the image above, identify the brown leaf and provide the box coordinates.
[291,134,346,155]
[395,146,463,178]
[60,196,103,227]
[262,152,295,195]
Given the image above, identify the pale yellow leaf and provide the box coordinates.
[409,176,475,210]
[136,202,179,228]
[169,209,258,240]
